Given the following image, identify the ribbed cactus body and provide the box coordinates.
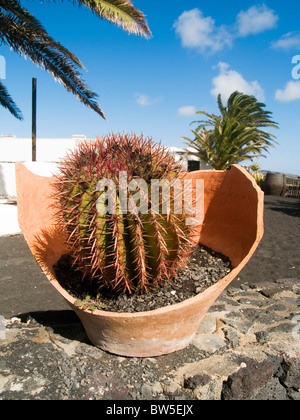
[53,133,193,294]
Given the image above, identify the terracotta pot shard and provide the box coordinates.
[15,163,264,358]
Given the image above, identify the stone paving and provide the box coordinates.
[1,279,299,400]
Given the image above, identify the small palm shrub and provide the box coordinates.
[53,133,194,294]
[184,91,279,170]
[252,171,265,189]
[248,164,265,189]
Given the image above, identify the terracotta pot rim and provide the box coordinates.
[16,163,264,319]
[47,164,262,319]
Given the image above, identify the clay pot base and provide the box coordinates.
[15,163,264,357]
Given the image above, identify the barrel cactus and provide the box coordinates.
[53,133,195,294]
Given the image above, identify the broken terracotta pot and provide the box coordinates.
[15,163,264,357]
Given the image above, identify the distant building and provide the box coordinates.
[168,147,213,172]
[0,136,212,171]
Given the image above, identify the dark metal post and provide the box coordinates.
[32,78,37,162]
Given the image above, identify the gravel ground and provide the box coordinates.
[236,195,300,286]
[1,280,300,400]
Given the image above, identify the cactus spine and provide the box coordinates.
[53,133,194,294]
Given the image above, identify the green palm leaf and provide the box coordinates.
[185,91,279,170]
[0,2,106,118]
[0,0,151,119]
[1,0,86,68]
[0,80,23,119]
[71,0,152,38]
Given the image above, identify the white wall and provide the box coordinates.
[0,135,86,162]
[0,135,85,198]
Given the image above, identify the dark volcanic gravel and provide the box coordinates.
[53,244,232,313]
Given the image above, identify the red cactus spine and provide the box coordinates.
[53,133,194,294]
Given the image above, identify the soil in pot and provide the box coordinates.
[53,244,232,314]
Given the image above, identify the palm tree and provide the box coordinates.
[0,0,151,120]
[184,91,279,170]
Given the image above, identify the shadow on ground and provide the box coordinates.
[267,197,300,218]
[18,310,90,344]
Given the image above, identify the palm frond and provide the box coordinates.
[82,0,151,38]
[0,0,105,118]
[48,0,152,38]
[1,0,86,69]
[184,91,279,170]
[0,80,23,120]
[0,0,151,119]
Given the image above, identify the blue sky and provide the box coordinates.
[1,0,300,175]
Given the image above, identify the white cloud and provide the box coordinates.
[272,32,300,51]
[173,6,278,55]
[135,93,152,106]
[135,93,160,107]
[275,81,300,102]
[237,4,279,37]
[211,62,265,102]
[178,106,196,117]
[173,9,232,55]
